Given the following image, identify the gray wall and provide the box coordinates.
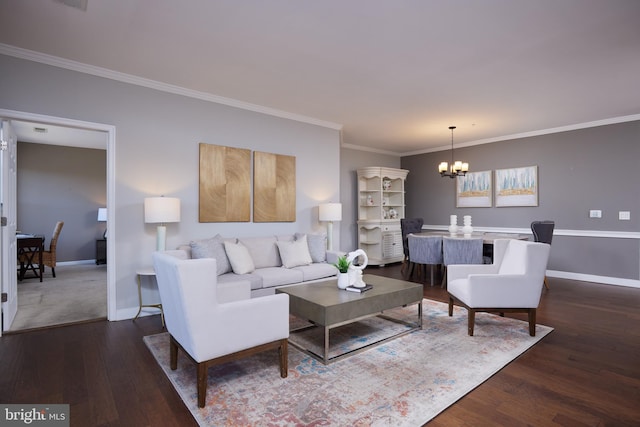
[17,142,106,262]
[1,54,341,319]
[402,121,640,281]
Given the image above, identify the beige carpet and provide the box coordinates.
[9,263,107,332]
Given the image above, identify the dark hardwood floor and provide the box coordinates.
[1,264,639,426]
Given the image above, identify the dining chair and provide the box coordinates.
[441,236,483,288]
[407,234,443,285]
[400,218,424,276]
[43,221,64,278]
[531,220,554,289]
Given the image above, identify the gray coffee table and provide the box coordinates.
[276,274,423,364]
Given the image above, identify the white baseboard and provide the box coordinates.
[57,259,99,266]
[547,270,640,289]
[115,306,162,322]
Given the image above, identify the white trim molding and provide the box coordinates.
[0,43,343,132]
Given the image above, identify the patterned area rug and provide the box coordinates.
[144,299,552,426]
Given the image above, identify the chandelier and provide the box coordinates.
[438,126,469,178]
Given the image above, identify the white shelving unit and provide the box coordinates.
[357,167,408,266]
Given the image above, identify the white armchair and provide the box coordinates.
[152,251,290,407]
[447,239,550,336]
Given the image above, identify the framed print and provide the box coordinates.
[495,165,538,207]
[456,170,492,207]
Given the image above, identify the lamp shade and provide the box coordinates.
[97,208,107,222]
[319,203,342,222]
[144,197,181,224]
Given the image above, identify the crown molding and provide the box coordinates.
[401,113,640,157]
[0,43,343,131]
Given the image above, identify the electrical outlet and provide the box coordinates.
[589,210,602,218]
[619,211,631,220]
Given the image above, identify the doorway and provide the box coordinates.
[0,109,115,333]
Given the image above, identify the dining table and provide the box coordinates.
[17,233,45,282]
[413,230,531,267]
[414,230,531,243]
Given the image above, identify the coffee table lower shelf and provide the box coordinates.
[288,302,422,365]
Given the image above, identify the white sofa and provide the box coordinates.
[175,233,340,297]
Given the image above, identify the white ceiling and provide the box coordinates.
[1,0,639,154]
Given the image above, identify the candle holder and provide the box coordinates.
[448,215,458,233]
[462,215,473,234]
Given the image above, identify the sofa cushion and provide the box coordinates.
[190,234,233,276]
[296,232,327,263]
[238,236,281,269]
[223,241,255,274]
[293,263,337,282]
[217,272,263,291]
[253,267,304,288]
[276,234,313,268]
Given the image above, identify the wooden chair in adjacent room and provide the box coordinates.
[43,221,64,278]
[531,220,555,289]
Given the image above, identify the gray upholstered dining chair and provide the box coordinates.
[441,237,484,288]
[400,218,424,276]
[407,234,443,285]
[531,220,555,289]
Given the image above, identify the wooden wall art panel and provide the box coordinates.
[253,151,296,222]
[199,143,251,222]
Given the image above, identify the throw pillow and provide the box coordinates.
[189,234,232,276]
[223,241,255,275]
[277,234,313,268]
[295,232,327,263]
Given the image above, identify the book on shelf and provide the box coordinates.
[345,284,373,293]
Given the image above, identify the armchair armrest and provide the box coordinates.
[447,263,498,283]
[458,273,543,308]
[194,293,290,361]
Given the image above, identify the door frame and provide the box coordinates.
[0,108,116,322]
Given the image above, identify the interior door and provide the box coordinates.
[1,119,18,335]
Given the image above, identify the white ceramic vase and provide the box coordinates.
[462,215,473,234]
[448,215,458,233]
[337,273,349,289]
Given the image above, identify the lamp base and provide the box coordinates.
[156,225,167,251]
[326,221,334,251]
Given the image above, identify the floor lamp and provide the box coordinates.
[319,203,342,251]
[144,196,181,251]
